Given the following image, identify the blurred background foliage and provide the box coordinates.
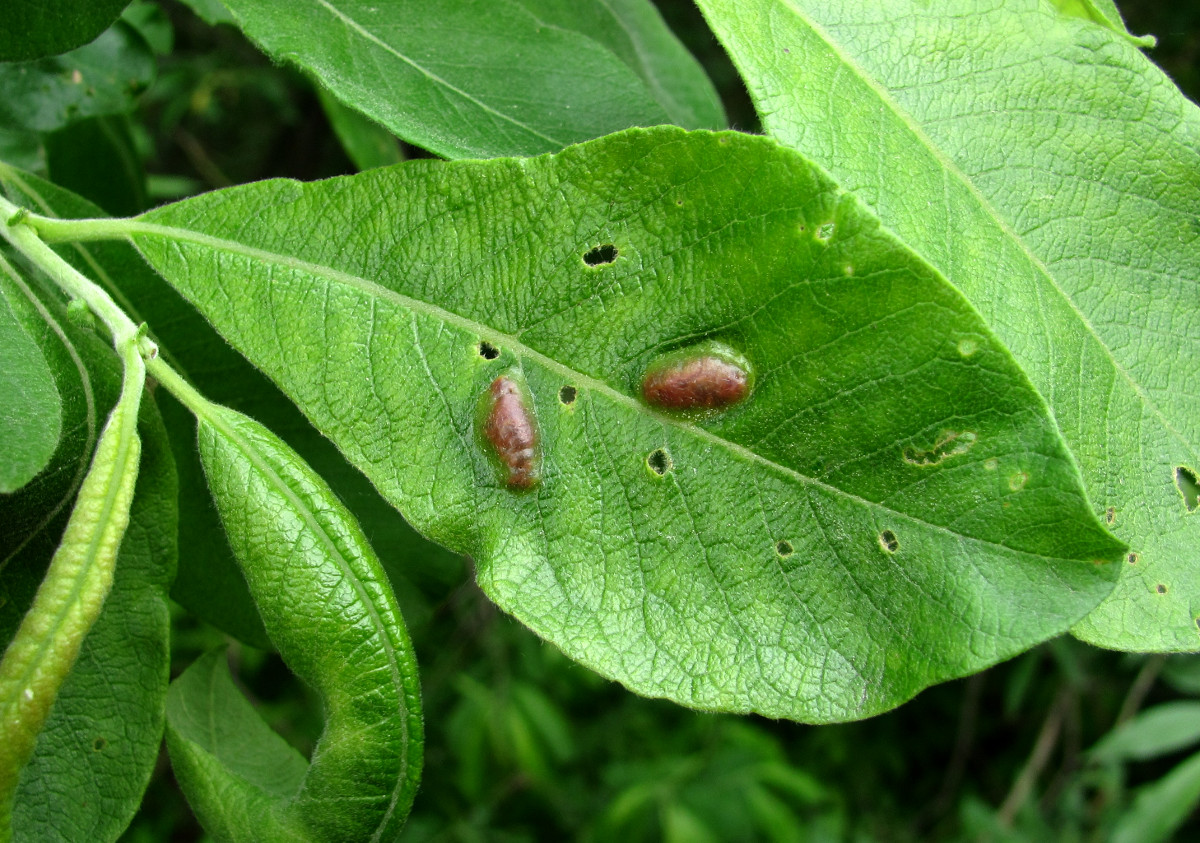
[3,0,1197,840]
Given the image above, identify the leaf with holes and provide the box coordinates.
[217,0,724,159]
[694,0,1200,651]
[73,127,1124,721]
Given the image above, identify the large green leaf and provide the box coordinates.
[0,267,61,493]
[0,164,461,650]
[694,0,1200,651]
[88,127,1125,721]
[218,0,724,159]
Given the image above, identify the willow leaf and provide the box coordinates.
[695,0,1200,651]
[79,127,1124,722]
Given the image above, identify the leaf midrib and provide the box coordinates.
[772,0,1197,466]
[124,218,1103,562]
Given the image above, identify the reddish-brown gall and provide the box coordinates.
[641,342,754,412]
[482,376,540,489]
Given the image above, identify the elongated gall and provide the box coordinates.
[641,342,753,412]
[483,375,541,489]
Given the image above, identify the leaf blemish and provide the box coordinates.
[1156,583,1168,594]
[477,340,500,360]
[1008,472,1029,491]
[642,341,753,413]
[647,448,672,476]
[775,540,794,558]
[1128,552,1139,564]
[903,431,977,467]
[878,530,899,553]
[957,338,979,357]
[92,737,107,752]
[480,375,540,490]
[558,385,577,406]
[583,243,618,266]
[816,222,835,241]
[1175,466,1199,512]
[1105,506,1116,525]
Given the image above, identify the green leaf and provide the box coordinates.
[1091,702,1200,763]
[173,403,423,840]
[0,319,143,834]
[1110,750,1200,843]
[113,127,1122,721]
[0,266,62,493]
[1,164,460,650]
[316,84,404,172]
[218,0,723,159]
[165,648,309,841]
[693,0,1200,651]
[14,389,176,843]
[45,116,147,217]
[0,20,155,134]
[0,0,131,62]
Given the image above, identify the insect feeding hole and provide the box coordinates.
[583,244,618,266]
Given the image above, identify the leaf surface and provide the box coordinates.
[0,268,61,493]
[116,127,1123,721]
[173,404,422,841]
[694,0,1200,651]
[14,390,175,843]
[0,0,130,62]
[1,164,461,649]
[218,0,724,159]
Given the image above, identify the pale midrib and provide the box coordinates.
[122,218,1103,563]
[774,0,1197,465]
[313,0,563,149]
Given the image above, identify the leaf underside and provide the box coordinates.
[694,0,1200,652]
[123,127,1123,721]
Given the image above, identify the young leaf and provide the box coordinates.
[693,0,1200,652]
[14,390,176,843]
[0,337,143,834]
[218,0,723,159]
[101,127,1123,722]
[171,403,423,840]
[0,267,62,493]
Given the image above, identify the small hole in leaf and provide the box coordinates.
[775,540,794,558]
[817,222,836,241]
[1175,466,1199,512]
[478,341,500,360]
[1128,552,1139,564]
[583,244,618,266]
[647,448,672,476]
[558,385,577,405]
[879,530,899,553]
[1156,583,1168,594]
[92,737,107,752]
[1105,507,1116,525]
[675,198,684,206]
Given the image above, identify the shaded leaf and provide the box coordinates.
[1111,750,1200,843]
[117,127,1122,721]
[219,0,723,159]
[694,0,1200,651]
[0,267,62,493]
[0,0,130,63]
[1090,701,1200,763]
[316,84,404,172]
[0,20,155,134]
